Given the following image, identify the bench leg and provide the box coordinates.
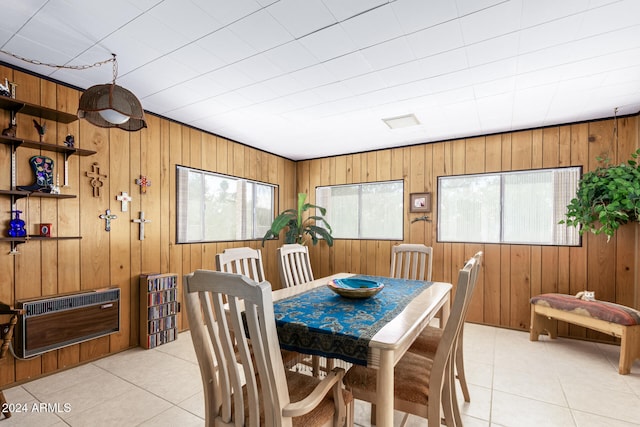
[530,306,557,341]
[619,326,640,375]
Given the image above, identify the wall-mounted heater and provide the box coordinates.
[14,288,120,358]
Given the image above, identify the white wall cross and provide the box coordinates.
[132,211,151,240]
[116,191,132,211]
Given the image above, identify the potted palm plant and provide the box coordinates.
[562,149,640,240]
[262,193,334,246]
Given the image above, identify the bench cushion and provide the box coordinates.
[530,293,640,326]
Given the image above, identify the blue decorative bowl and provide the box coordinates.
[327,278,384,299]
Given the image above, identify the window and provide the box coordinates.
[437,167,581,246]
[176,165,275,243]
[316,180,404,240]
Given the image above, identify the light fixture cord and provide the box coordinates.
[0,49,115,71]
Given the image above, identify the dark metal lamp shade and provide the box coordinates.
[77,83,147,131]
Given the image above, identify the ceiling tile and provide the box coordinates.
[391,0,458,34]
[191,0,263,27]
[297,23,358,62]
[464,33,519,67]
[520,0,588,27]
[361,37,416,70]
[234,55,283,82]
[196,28,258,64]
[405,20,465,59]
[340,4,404,49]
[263,41,319,74]
[227,9,293,52]
[289,64,336,91]
[455,0,507,16]
[459,0,522,44]
[323,52,373,80]
[322,0,389,21]
[268,0,336,38]
[148,0,223,39]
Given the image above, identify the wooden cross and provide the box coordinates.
[135,175,151,194]
[116,191,132,212]
[86,162,107,198]
[99,209,117,232]
[132,211,151,240]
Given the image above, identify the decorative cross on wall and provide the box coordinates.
[135,175,151,194]
[99,209,117,232]
[116,191,132,212]
[132,211,151,240]
[86,162,107,198]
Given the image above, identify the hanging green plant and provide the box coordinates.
[561,148,640,240]
[261,193,334,247]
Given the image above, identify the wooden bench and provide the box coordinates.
[530,293,640,374]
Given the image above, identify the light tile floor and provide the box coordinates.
[2,323,639,426]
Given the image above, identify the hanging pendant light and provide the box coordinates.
[77,54,147,131]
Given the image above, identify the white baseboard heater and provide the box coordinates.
[14,288,120,358]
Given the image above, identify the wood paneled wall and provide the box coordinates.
[298,116,640,341]
[1,63,639,389]
[0,66,296,388]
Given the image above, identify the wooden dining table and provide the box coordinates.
[271,272,452,427]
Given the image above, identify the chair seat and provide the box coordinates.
[239,370,353,426]
[409,325,442,355]
[344,351,434,407]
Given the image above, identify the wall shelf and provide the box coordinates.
[1,98,94,254]
[0,135,96,156]
[0,96,78,124]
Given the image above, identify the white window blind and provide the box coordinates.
[176,165,275,243]
[438,167,581,246]
[316,180,404,240]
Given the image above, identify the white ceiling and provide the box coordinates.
[1,0,639,160]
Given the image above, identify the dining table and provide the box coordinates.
[271,272,452,427]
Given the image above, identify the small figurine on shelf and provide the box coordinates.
[8,210,27,237]
[49,174,60,195]
[1,123,16,137]
[33,120,46,142]
[64,134,75,147]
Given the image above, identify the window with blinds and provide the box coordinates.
[437,167,581,246]
[316,180,404,240]
[176,165,275,243]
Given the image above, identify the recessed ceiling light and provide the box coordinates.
[382,114,420,129]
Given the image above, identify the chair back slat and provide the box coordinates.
[216,247,266,283]
[390,244,433,281]
[277,244,314,288]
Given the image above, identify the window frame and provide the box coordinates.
[316,179,405,241]
[436,166,582,246]
[175,164,277,244]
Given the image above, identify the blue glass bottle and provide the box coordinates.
[8,210,27,237]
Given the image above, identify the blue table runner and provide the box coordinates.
[273,275,433,366]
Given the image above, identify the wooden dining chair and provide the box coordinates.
[277,243,334,377]
[390,243,433,281]
[216,247,266,282]
[277,244,314,288]
[408,251,483,405]
[184,270,354,427]
[216,246,299,368]
[344,255,480,427]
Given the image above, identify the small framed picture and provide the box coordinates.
[410,193,431,213]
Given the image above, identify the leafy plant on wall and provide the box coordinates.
[262,193,334,247]
[561,148,640,240]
